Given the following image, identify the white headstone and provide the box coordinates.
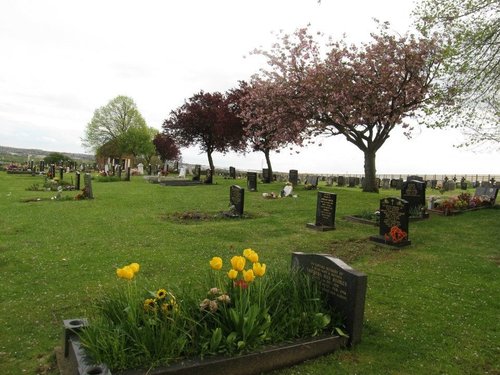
[282,185,293,197]
[137,163,144,175]
[179,167,186,178]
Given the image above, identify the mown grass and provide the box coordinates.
[0,172,498,374]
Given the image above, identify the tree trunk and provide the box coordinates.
[363,149,378,193]
[263,148,273,183]
[207,151,215,174]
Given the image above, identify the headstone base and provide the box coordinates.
[306,223,335,231]
[369,235,411,248]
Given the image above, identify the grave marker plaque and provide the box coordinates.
[382,178,390,189]
[337,176,345,187]
[247,172,257,192]
[204,169,213,184]
[59,167,64,181]
[229,166,236,179]
[305,175,319,189]
[192,165,201,181]
[307,192,336,231]
[289,169,299,186]
[348,177,356,187]
[75,172,81,190]
[229,185,244,216]
[370,197,411,247]
[262,168,271,183]
[401,180,427,216]
[291,252,367,345]
[83,173,94,199]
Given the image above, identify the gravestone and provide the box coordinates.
[39,161,45,172]
[247,172,257,192]
[430,180,437,189]
[204,169,213,184]
[394,179,403,191]
[178,167,186,178]
[229,166,236,179]
[348,177,356,187]
[126,167,131,181]
[229,185,244,216]
[117,166,122,179]
[305,175,319,189]
[289,169,299,186]
[137,163,144,175]
[326,177,334,187]
[382,178,390,189]
[480,181,490,188]
[291,252,367,345]
[337,176,345,187]
[75,172,81,190]
[262,168,271,183]
[401,180,427,217]
[444,180,456,191]
[407,175,424,182]
[460,177,467,190]
[281,184,293,197]
[474,187,498,204]
[390,179,397,188]
[59,167,64,181]
[192,165,201,181]
[370,197,411,247]
[307,192,336,231]
[83,173,94,199]
[148,164,152,175]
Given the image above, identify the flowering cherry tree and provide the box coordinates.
[244,25,443,192]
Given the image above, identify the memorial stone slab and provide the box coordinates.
[370,197,411,247]
[84,173,94,199]
[401,180,426,215]
[262,168,271,183]
[247,172,257,192]
[337,176,345,187]
[289,169,299,186]
[291,252,367,345]
[229,185,244,216]
[229,167,236,179]
[307,192,336,231]
[193,165,201,181]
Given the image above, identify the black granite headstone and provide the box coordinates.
[75,172,81,190]
[291,252,367,345]
[474,187,498,204]
[84,173,94,199]
[262,168,271,183]
[126,167,131,181]
[305,175,319,189]
[401,180,426,215]
[337,176,345,187]
[307,192,336,231]
[148,164,152,175]
[370,197,411,247]
[407,175,423,182]
[348,177,356,187]
[193,165,201,181]
[229,167,236,179]
[204,169,213,184]
[247,172,257,192]
[59,167,64,181]
[229,185,244,216]
[289,169,299,186]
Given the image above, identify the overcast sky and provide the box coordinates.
[1,0,498,176]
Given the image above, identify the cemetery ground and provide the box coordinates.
[0,172,499,375]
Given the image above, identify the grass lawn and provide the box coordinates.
[0,172,498,374]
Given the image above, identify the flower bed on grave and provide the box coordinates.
[58,250,356,375]
[428,192,496,215]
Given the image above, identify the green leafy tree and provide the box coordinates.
[43,152,73,165]
[414,0,500,148]
[116,126,157,163]
[82,96,148,152]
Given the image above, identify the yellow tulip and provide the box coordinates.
[116,267,134,280]
[243,269,255,283]
[209,256,223,270]
[230,256,246,271]
[243,248,253,258]
[253,262,266,277]
[227,269,238,279]
[247,251,259,263]
[129,263,140,273]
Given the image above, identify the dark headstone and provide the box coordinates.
[126,167,131,181]
[444,180,456,191]
[59,167,64,181]
[229,185,244,216]
[307,192,336,231]
[84,173,94,199]
[193,165,201,181]
[382,178,390,189]
[262,168,271,183]
[337,176,345,187]
[480,181,491,188]
[348,177,356,187]
[117,166,122,178]
[394,179,403,190]
[401,180,426,215]
[370,197,411,247]
[305,175,319,189]
[407,175,423,182]
[247,172,257,192]
[229,167,236,179]
[204,169,213,184]
[289,169,299,186]
[75,172,81,190]
[430,180,437,189]
[148,164,152,175]
[291,252,367,346]
[474,187,498,204]
[326,176,334,187]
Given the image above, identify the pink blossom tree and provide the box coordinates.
[245,25,443,192]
